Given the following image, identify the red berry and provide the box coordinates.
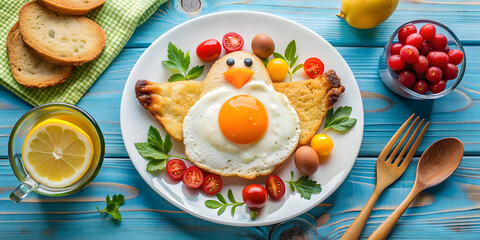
[398,70,416,88]
[398,24,417,43]
[427,51,449,68]
[430,80,447,94]
[388,55,405,70]
[442,63,459,80]
[419,24,436,41]
[419,42,432,56]
[415,71,426,80]
[431,34,447,51]
[443,46,450,53]
[400,45,419,64]
[414,80,429,94]
[413,55,429,73]
[390,42,404,55]
[405,33,424,49]
[448,49,464,65]
[426,66,442,82]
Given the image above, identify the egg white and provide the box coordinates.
[183,81,300,179]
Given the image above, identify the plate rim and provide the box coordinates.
[120,10,364,227]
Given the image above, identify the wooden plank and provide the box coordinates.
[1,46,479,158]
[126,0,480,48]
[0,156,478,239]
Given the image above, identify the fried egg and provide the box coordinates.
[183,80,300,179]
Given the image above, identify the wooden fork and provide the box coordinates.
[340,114,429,240]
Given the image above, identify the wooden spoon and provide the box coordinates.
[368,138,464,240]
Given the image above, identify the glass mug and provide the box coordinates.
[8,103,105,203]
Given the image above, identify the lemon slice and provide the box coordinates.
[22,119,93,188]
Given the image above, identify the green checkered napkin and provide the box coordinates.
[0,0,166,106]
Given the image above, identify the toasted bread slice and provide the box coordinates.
[19,2,106,66]
[6,22,74,88]
[38,0,106,15]
[134,70,344,144]
[273,70,345,145]
[135,80,202,141]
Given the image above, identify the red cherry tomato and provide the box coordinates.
[400,45,419,64]
[303,57,324,79]
[388,55,405,71]
[196,39,221,62]
[442,63,459,80]
[405,33,424,49]
[222,32,244,53]
[414,80,429,94]
[265,175,286,200]
[182,166,204,188]
[427,51,449,68]
[413,55,429,73]
[202,174,223,195]
[242,184,268,209]
[431,34,447,51]
[426,66,442,83]
[166,159,187,180]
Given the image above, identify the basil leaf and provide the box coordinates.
[329,118,357,132]
[292,64,304,74]
[284,40,296,61]
[231,205,238,217]
[332,106,352,121]
[217,206,227,215]
[272,52,286,61]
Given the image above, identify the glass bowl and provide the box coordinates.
[379,20,466,100]
[8,103,105,203]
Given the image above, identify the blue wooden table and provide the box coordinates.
[1,0,479,239]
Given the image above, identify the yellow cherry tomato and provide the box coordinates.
[310,133,333,156]
[267,58,289,82]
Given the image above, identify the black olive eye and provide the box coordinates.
[244,58,253,67]
[226,58,235,66]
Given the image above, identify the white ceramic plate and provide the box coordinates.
[120,11,363,226]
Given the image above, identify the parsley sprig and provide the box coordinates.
[135,126,187,173]
[286,171,322,200]
[205,189,244,217]
[96,194,125,221]
[323,106,357,132]
[273,40,304,81]
[162,42,204,82]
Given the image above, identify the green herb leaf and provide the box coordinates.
[285,40,296,61]
[323,106,357,132]
[134,142,168,160]
[205,200,222,209]
[286,173,322,200]
[146,159,167,173]
[250,210,258,220]
[187,65,204,80]
[205,190,244,217]
[97,194,125,221]
[227,189,236,203]
[217,193,227,204]
[277,40,303,82]
[218,206,227,215]
[162,42,204,81]
[147,126,164,152]
[168,74,186,82]
[292,64,304,74]
[272,52,286,61]
[261,57,269,67]
[135,126,187,173]
[231,205,238,216]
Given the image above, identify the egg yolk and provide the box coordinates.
[218,95,268,144]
